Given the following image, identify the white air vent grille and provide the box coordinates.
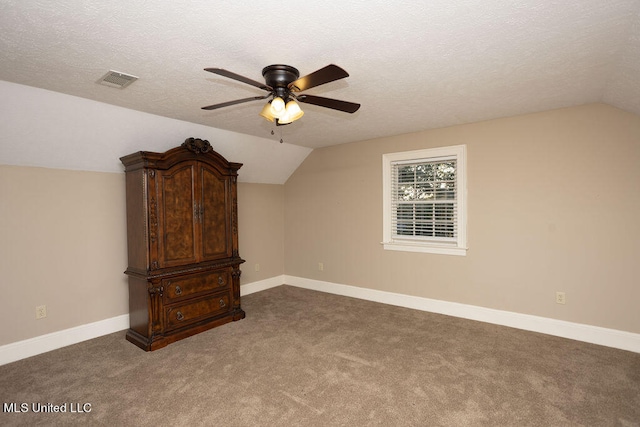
[97,70,138,89]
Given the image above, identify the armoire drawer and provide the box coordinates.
[164,290,232,331]
[162,269,231,303]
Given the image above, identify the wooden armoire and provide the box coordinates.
[120,137,245,351]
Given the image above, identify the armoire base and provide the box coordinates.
[125,309,246,351]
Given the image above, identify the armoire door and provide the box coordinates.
[198,163,232,261]
[156,161,198,268]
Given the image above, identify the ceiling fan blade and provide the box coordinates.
[201,94,270,110]
[288,64,349,92]
[204,68,272,91]
[297,94,360,113]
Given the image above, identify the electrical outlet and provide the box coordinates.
[36,305,47,319]
[318,262,324,271]
[556,292,566,305]
[254,263,260,272]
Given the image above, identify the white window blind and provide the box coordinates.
[391,157,457,242]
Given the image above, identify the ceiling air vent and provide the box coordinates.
[97,70,138,89]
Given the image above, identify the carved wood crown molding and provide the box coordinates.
[182,137,212,154]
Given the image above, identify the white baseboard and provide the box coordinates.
[0,314,129,366]
[0,276,285,366]
[240,275,285,296]
[3,275,637,366]
[284,275,640,354]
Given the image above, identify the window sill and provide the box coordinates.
[382,241,467,256]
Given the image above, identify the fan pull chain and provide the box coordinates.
[270,128,284,143]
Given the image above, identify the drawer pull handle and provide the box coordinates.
[175,285,182,296]
[219,299,226,308]
[218,276,225,285]
[176,311,184,321]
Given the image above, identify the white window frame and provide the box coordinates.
[382,145,467,256]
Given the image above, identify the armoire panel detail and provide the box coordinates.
[158,162,198,267]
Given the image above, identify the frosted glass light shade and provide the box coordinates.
[278,100,304,124]
[259,102,275,122]
[269,97,286,118]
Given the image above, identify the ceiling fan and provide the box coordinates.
[202,64,360,125]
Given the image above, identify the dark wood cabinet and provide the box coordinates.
[120,138,245,351]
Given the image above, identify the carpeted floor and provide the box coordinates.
[1,285,639,426]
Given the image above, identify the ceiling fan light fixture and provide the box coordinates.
[278,100,304,124]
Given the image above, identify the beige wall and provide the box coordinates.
[2,103,638,346]
[0,166,129,345]
[0,167,284,345]
[283,104,640,334]
[237,183,285,284]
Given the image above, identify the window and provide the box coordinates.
[382,145,467,255]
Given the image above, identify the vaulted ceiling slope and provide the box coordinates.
[1,0,640,150]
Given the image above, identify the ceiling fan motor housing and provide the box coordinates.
[262,65,299,99]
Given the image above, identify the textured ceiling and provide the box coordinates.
[1,0,640,149]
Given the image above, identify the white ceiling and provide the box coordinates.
[1,0,640,150]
